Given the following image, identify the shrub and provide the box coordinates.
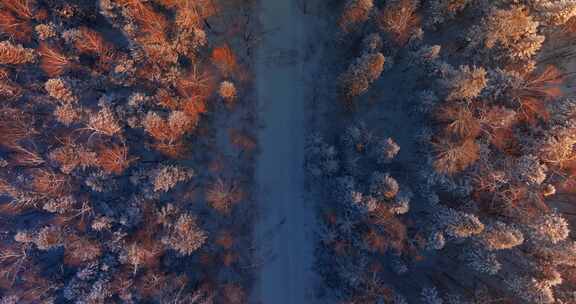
[122,241,161,273]
[177,65,214,100]
[74,27,115,69]
[538,128,576,166]
[74,27,113,57]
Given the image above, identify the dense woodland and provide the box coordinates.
[2,0,576,303]
[307,0,576,303]
[0,0,258,302]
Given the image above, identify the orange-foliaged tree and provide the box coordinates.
[377,0,421,47]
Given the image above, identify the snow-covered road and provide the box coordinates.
[252,0,317,303]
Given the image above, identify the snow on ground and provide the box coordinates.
[252,0,317,303]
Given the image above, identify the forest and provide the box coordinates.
[307,0,576,303]
[0,0,575,303]
[0,0,257,302]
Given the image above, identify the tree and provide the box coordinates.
[527,213,570,245]
[377,0,420,46]
[432,138,479,175]
[475,6,545,62]
[339,52,385,99]
[435,207,485,239]
[0,41,35,65]
[515,154,547,185]
[441,65,487,101]
[206,178,243,215]
[369,172,399,200]
[531,1,576,26]
[86,105,123,138]
[152,165,194,193]
[211,44,238,77]
[505,275,556,304]
[218,80,237,105]
[421,287,444,304]
[435,103,480,140]
[44,78,77,104]
[479,221,524,250]
[96,144,137,175]
[0,0,34,43]
[161,214,207,256]
[370,137,400,164]
[462,246,501,275]
[38,43,72,77]
[143,111,197,157]
[338,0,374,33]
[426,0,471,27]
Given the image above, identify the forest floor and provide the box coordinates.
[251,0,318,303]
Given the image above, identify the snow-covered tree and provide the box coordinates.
[441,65,488,101]
[435,207,485,239]
[462,246,501,275]
[369,172,399,200]
[468,6,545,62]
[339,52,385,99]
[479,221,524,250]
[370,137,400,164]
[421,287,444,304]
[527,213,570,245]
[505,275,556,304]
[338,0,374,33]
